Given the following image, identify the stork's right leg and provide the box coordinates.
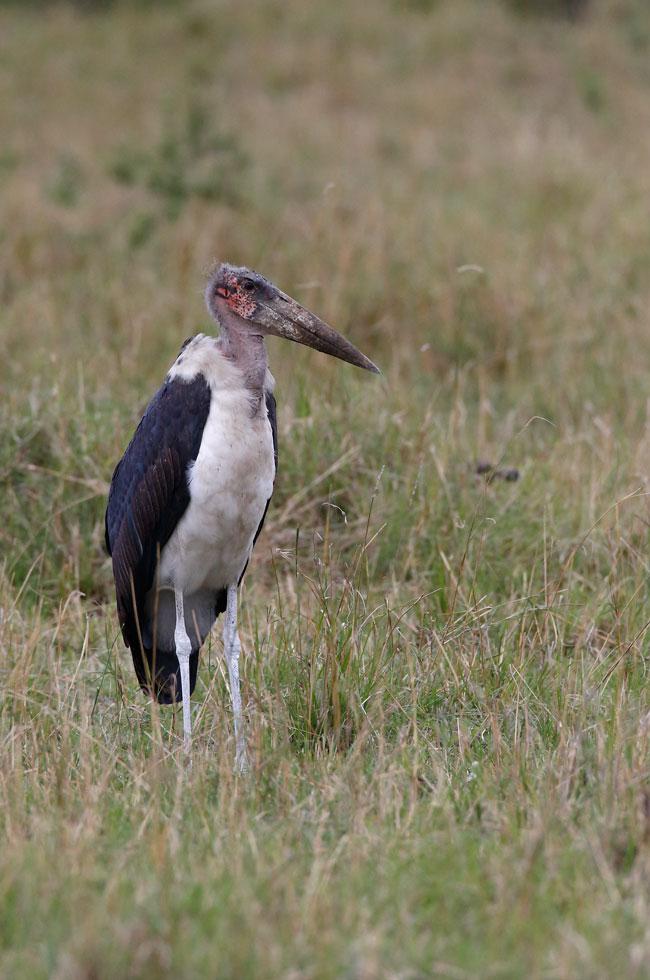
[224,585,248,773]
[174,588,192,753]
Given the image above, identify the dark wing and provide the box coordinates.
[253,389,278,543]
[238,389,278,586]
[267,389,278,470]
[105,372,211,695]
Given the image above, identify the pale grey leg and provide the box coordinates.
[174,588,192,753]
[224,585,248,772]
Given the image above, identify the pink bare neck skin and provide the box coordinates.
[213,300,269,404]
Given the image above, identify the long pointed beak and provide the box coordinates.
[255,292,380,374]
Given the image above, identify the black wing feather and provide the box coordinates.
[267,389,278,470]
[237,390,278,587]
[255,389,278,539]
[105,372,211,700]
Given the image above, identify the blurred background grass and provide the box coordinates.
[1,1,649,977]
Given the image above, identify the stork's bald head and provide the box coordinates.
[207,264,278,323]
[206,262,379,374]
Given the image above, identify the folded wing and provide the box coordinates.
[105,371,212,700]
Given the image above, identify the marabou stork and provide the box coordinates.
[105,263,379,768]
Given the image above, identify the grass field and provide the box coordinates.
[1,0,649,976]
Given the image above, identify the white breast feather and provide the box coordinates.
[158,335,276,595]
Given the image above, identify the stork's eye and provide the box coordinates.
[241,280,256,292]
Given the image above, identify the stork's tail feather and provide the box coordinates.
[131,646,200,705]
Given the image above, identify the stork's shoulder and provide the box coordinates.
[168,333,241,391]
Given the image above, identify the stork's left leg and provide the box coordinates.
[224,584,248,772]
[174,588,192,753]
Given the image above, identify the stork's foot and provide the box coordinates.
[234,708,249,773]
[235,744,249,775]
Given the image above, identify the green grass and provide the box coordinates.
[1,0,649,976]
